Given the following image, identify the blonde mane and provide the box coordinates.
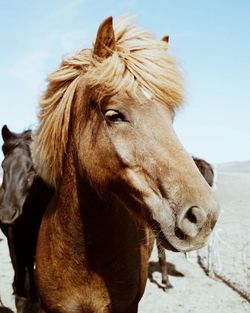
[32,16,184,186]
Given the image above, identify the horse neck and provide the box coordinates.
[55,150,148,265]
[39,150,154,309]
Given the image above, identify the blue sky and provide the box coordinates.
[0,0,249,164]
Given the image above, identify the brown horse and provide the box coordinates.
[156,156,215,289]
[32,16,220,313]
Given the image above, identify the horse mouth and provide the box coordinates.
[151,219,179,252]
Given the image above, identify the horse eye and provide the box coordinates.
[27,174,34,185]
[26,178,32,187]
[104,110,125,122]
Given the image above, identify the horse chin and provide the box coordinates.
[157,233,179,252]
[151,219,179,252]
[152,218,211,253]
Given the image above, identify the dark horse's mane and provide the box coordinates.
[2,129,32,156]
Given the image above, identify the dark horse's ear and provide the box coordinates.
[162,35,169,43]
[93,16,115,58]
[23,130,32,142]
[1,125,16,142]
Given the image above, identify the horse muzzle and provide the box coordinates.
[0,207,20,224]
[151,197,220,252]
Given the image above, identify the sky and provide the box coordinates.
[0,0,249,164]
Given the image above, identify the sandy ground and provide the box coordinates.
[0,162,250,312]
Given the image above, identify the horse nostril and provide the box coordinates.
[185,208,197,224]
[187,206,207,227]
[11,209,18,219]
[177,206,207,238]
[0,208,19,224]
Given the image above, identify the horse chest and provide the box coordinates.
[37,205,149,313]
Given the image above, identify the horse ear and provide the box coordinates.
[93,16,115,58]
[2,125,16,142]
[23,130,32,142]
[162,35,169,43]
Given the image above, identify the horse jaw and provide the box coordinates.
[124,167,219,253]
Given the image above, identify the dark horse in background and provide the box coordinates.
[155,157,215,289]
[0,125,53,313]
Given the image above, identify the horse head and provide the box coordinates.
[0,125,35,224]
[33,16,220,252]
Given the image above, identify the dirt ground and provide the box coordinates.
[0,162,249,312]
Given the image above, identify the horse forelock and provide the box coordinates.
[32,16,184,186]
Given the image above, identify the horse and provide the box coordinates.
[31,16,220,313]
[156,156,215,289]
[0,125,53,313]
